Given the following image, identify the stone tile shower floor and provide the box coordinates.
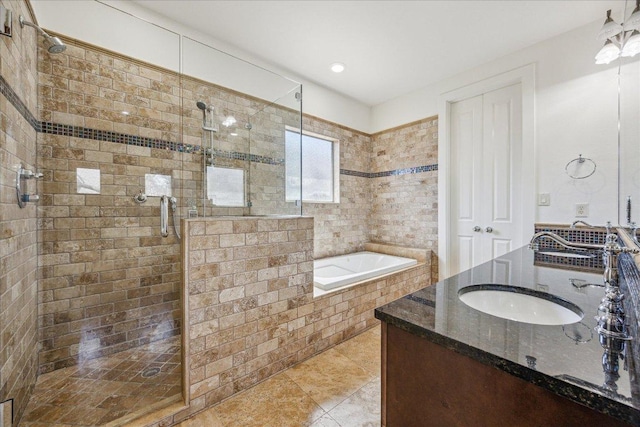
[178,325,382,427]
[19,336,181,426]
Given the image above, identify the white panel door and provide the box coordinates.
[482,84,522,260]
[450,96,483,273]
[450,84,523,275]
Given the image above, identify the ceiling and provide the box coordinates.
[132,0,623,107]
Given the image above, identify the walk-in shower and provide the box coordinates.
[13,5,301,426]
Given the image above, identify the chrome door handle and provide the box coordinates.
[473,226,481,232]
[485,227,493,233]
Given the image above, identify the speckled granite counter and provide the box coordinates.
[375,246,640,425]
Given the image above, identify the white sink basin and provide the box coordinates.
[458,285,583,325]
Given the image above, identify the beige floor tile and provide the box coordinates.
[284,348,376,412]
[215,372,325,427]
[308,413,342,427]
[333,327,381,376]
[327,378,381,427]
[177,407,225,427]
[20,336,182,427]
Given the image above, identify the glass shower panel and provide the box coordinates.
[247,88,302,215]
[29,2,184,425]
[181,37,302,217]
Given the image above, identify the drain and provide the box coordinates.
[141,367,161,378]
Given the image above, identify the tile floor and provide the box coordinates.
[178,324,382,427]
[19,336,182,426]
[18,325,381,427]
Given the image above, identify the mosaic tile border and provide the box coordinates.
[0,74,40,131]
[40,121,202,152]
[341,164,438,179]
[2,76,435,173]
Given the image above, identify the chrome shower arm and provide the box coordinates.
[19,15,49,37]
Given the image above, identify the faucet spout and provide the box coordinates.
[528,231,602,252]
[529,229,639,342]
[570,220,595,229]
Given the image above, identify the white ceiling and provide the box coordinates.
[133,1,624,106]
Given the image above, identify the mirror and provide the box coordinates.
[618,53,640,228]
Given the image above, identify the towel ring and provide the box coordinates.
[565,155,596,179]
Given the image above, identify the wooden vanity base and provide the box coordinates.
[382,323,633,427]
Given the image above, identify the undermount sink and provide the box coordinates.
[458,285,583,325]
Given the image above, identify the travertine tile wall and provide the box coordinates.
[0,0,39,422]
[35,37,303,372]
[302,116,372,259]
[303,116,439,278]
[178,217,430,421]
[370,118,439,279]
[180,76,301,217]
[37,40,186,372]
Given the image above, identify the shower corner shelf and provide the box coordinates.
[16,164,42,208]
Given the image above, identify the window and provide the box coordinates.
[285,128,339,203]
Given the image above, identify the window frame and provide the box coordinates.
[285,126,340,204]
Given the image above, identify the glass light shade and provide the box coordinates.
[598,10,623,40]
[625,2,640,31]
[595,40,621,64]
[621,31,640,57]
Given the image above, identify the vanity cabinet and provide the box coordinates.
[375,247,640,427]
[381,323,632,427]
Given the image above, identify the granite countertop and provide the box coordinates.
[375,246,640,425]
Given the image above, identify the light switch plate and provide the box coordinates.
[537,193,550,206]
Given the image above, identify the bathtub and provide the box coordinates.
[314,251,418,291]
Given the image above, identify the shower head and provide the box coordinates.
[197,101,217,132]
[196,101,214,112]
[19,15,66,54]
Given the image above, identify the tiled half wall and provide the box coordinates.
[180,217,430,419]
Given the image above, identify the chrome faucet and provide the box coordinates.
[529,230,638,341]
[629,222,639,245]
[570,220,595,229]
[528,231,601,252]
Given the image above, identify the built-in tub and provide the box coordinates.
[314,251,418,291]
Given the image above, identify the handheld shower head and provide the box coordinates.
[197,101,217,132]
[19,15,66,54]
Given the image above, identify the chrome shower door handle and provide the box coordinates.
[485,227,494,233]
[473,226,482,232]
[160,195,169,237]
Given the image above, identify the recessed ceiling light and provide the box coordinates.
[121,111,130,116]
[330,62,345,73]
